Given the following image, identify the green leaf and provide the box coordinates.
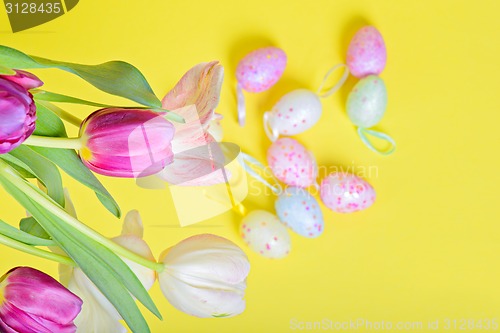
[32,102,121,218]
[0,45,161,108]
[32,147,121,218]
[0,219,54,246]
[0,154,36,178]
[0,65,16,75]
[0,173,159,333]
[20,217,51,240]
[33,101,68,137]
[33,91,185,123]
[9,145,65,207]
[34,90,111,108]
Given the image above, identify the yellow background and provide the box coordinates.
[1,0,500,332]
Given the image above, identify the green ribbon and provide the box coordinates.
[357,127,396,155]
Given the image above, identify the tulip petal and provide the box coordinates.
[121,210,144,238]
[0,316,18,333]
[157,142,230,186]
[207,114,224,142]
[159,273,245,318]
[3,267,82,325]
[0,302,77,333]
[68,269,126,333]
[80,108,175,178]
[111,235,156,291]
[160,234,250,285]
[1,70,44,90]
[0,77,37,153]
[160,61,225,187]
[162,61,223,130]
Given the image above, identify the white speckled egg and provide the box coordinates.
[320,172,376,213]
[267,137,317,188]
[266,89,322,136]
[236,47,287,93]
[275,187,324,238]
[240,210,291,258]
[347,75,387,128]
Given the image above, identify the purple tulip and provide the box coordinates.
[0,267,82,333]
[0,70,42,154]
[79,108,175,178]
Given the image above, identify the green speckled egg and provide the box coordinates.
[347,75,387,128]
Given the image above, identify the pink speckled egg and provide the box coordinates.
[240,210,291,259]
[320,172,376,213]
[346,26,387,78]
[236,47,287,93]
[265,89,322,137]
[267,138,317,188]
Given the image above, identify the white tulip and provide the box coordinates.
[158,234,250,318]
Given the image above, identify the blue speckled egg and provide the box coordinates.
[275,187,324,238]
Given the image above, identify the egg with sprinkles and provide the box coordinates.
[320,172,376,213]
[267,137,317,188]
[347,25,387,78]
[275,187,324,238]
[240,210,291,259]
[347,75,387,128]
[236,47,287,93]
[266,89,322,137]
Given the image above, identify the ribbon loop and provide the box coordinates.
[237,83,246,126]
[240,152,282,195]
[316,63,350,98]
[263,112,279,142]
[357,127,396,155]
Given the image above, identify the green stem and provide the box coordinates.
[23,135,83,150]
[0,233,75,267]
[0,165,164,273]
[35,99,83,127]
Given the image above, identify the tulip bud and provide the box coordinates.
[79,108,175,178]
[0,266,82,333]
[158,234,250,318]
[0,70,42,154]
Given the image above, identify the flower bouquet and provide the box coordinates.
[0,45,250,333]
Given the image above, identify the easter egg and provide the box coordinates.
[320,172,375,213]
[346,26,387,78]
[347,75,387,128]
[240,210,291,258]
[275,187,324,238]
[266,89,322,137]
[236,47,287,93]
[267,138,317,188]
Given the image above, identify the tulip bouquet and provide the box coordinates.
[0,45,250,333]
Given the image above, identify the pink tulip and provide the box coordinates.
[0,70,42,154]
[0,267,82,333]
[79,108,175,178]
